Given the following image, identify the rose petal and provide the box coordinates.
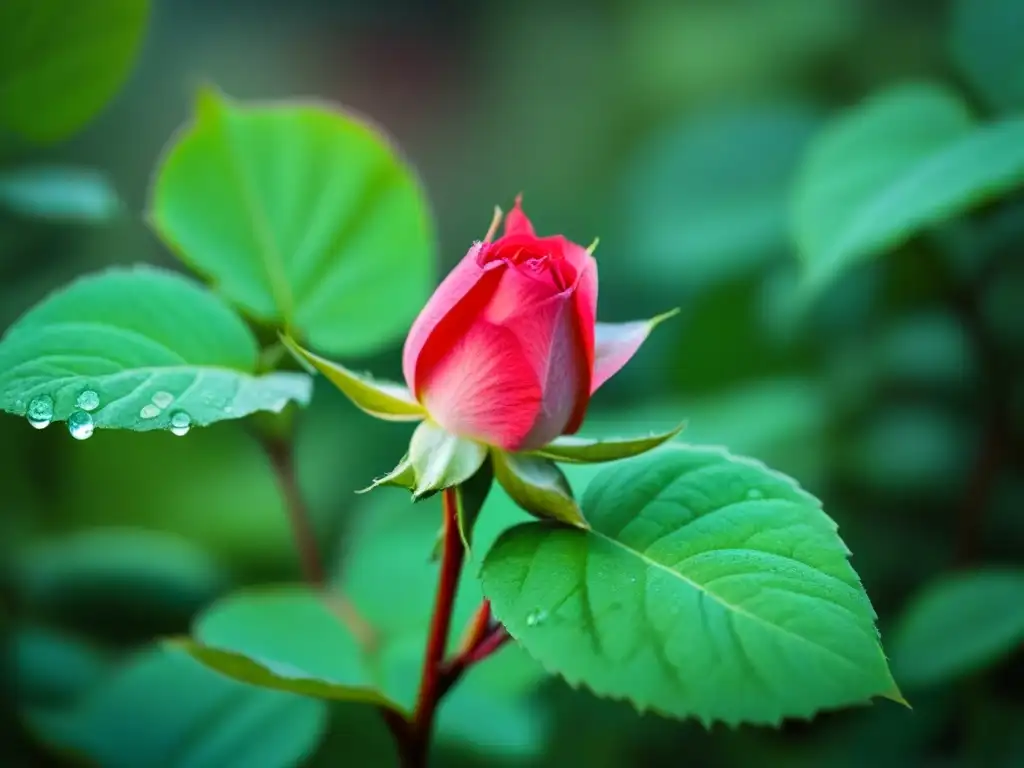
[498,294,588,449]
[483,261,563,324]
[421,319,542,450]
[402,243,502,393]
[503,193,535,237]
[591,309,679,394]
[565,244,597,432]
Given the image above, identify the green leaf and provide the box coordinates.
[951,0,1024,114]
[481,444,901,726]
[0,0,149,143]
[622,103,820,290]
[532,423,685,464]
[150,87,435,356]
[12,625,109,705]
[793,82,1024,292]
[891,568,1024,689]
[185,492,549,757]
[0,167,120,221]
[409,421,487,498]
[23,646,328,768]
[0,265,312,433]
[492,451,587,529]
[280,335,424,421]
[13,527,229,638]
[177,586,399,711]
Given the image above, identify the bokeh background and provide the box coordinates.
[3,0,1024,765]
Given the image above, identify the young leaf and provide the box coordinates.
[531,423,685,464]
[180,586,405,714]
[891,568,1024,689]
[0,0,149,143]
[281,335,424,422]
[0,266,312,433]
[23,646,327,767]
[793,82,1024,293]
[149,87,435,356]
[184,497,550,757]
[0,166,120,222]
[492,451,588,529]
[409,421,488,498]
[481,444,901,726]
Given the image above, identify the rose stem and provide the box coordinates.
[409,486,466,765]
[435,602,512,701]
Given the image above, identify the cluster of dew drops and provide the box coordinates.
[24,389,192,440]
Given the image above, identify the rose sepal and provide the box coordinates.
[492,451,588,529]
[281,334,425,421]
[530,422,686,464]
[405,421,488,500]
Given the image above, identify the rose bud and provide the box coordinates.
[282,196,680,526]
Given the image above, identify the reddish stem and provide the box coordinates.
[409,486,465,765]
[465,624,513,665]
[436,622,512,701]
[457,600,494,654]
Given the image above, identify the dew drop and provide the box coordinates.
[139,404,161,419]
[76,389,100,412]
[169,410,191,437]
[746,489,764,500]
[67,410,94,440]
[151,391,174,409]
[27,395,54,429]
[525,609,548,627]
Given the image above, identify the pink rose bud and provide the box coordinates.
[403,197,658,452]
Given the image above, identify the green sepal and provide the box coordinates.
[356,454,415,494]
[409,421,488,499]
[280,334,425,422]
[492,451,587,529]
[532,423,686,464]
[457,458,495,555]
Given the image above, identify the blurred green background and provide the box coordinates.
[3,0,1024,765]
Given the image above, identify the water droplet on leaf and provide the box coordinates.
[746,489,764,500]
[139,404,160,419]
[151,391,174,409]
[68,410,94,440]
[525,609,548,627]
[169,410,191,436]
[76,390,100,411]
[27,395,54,429]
